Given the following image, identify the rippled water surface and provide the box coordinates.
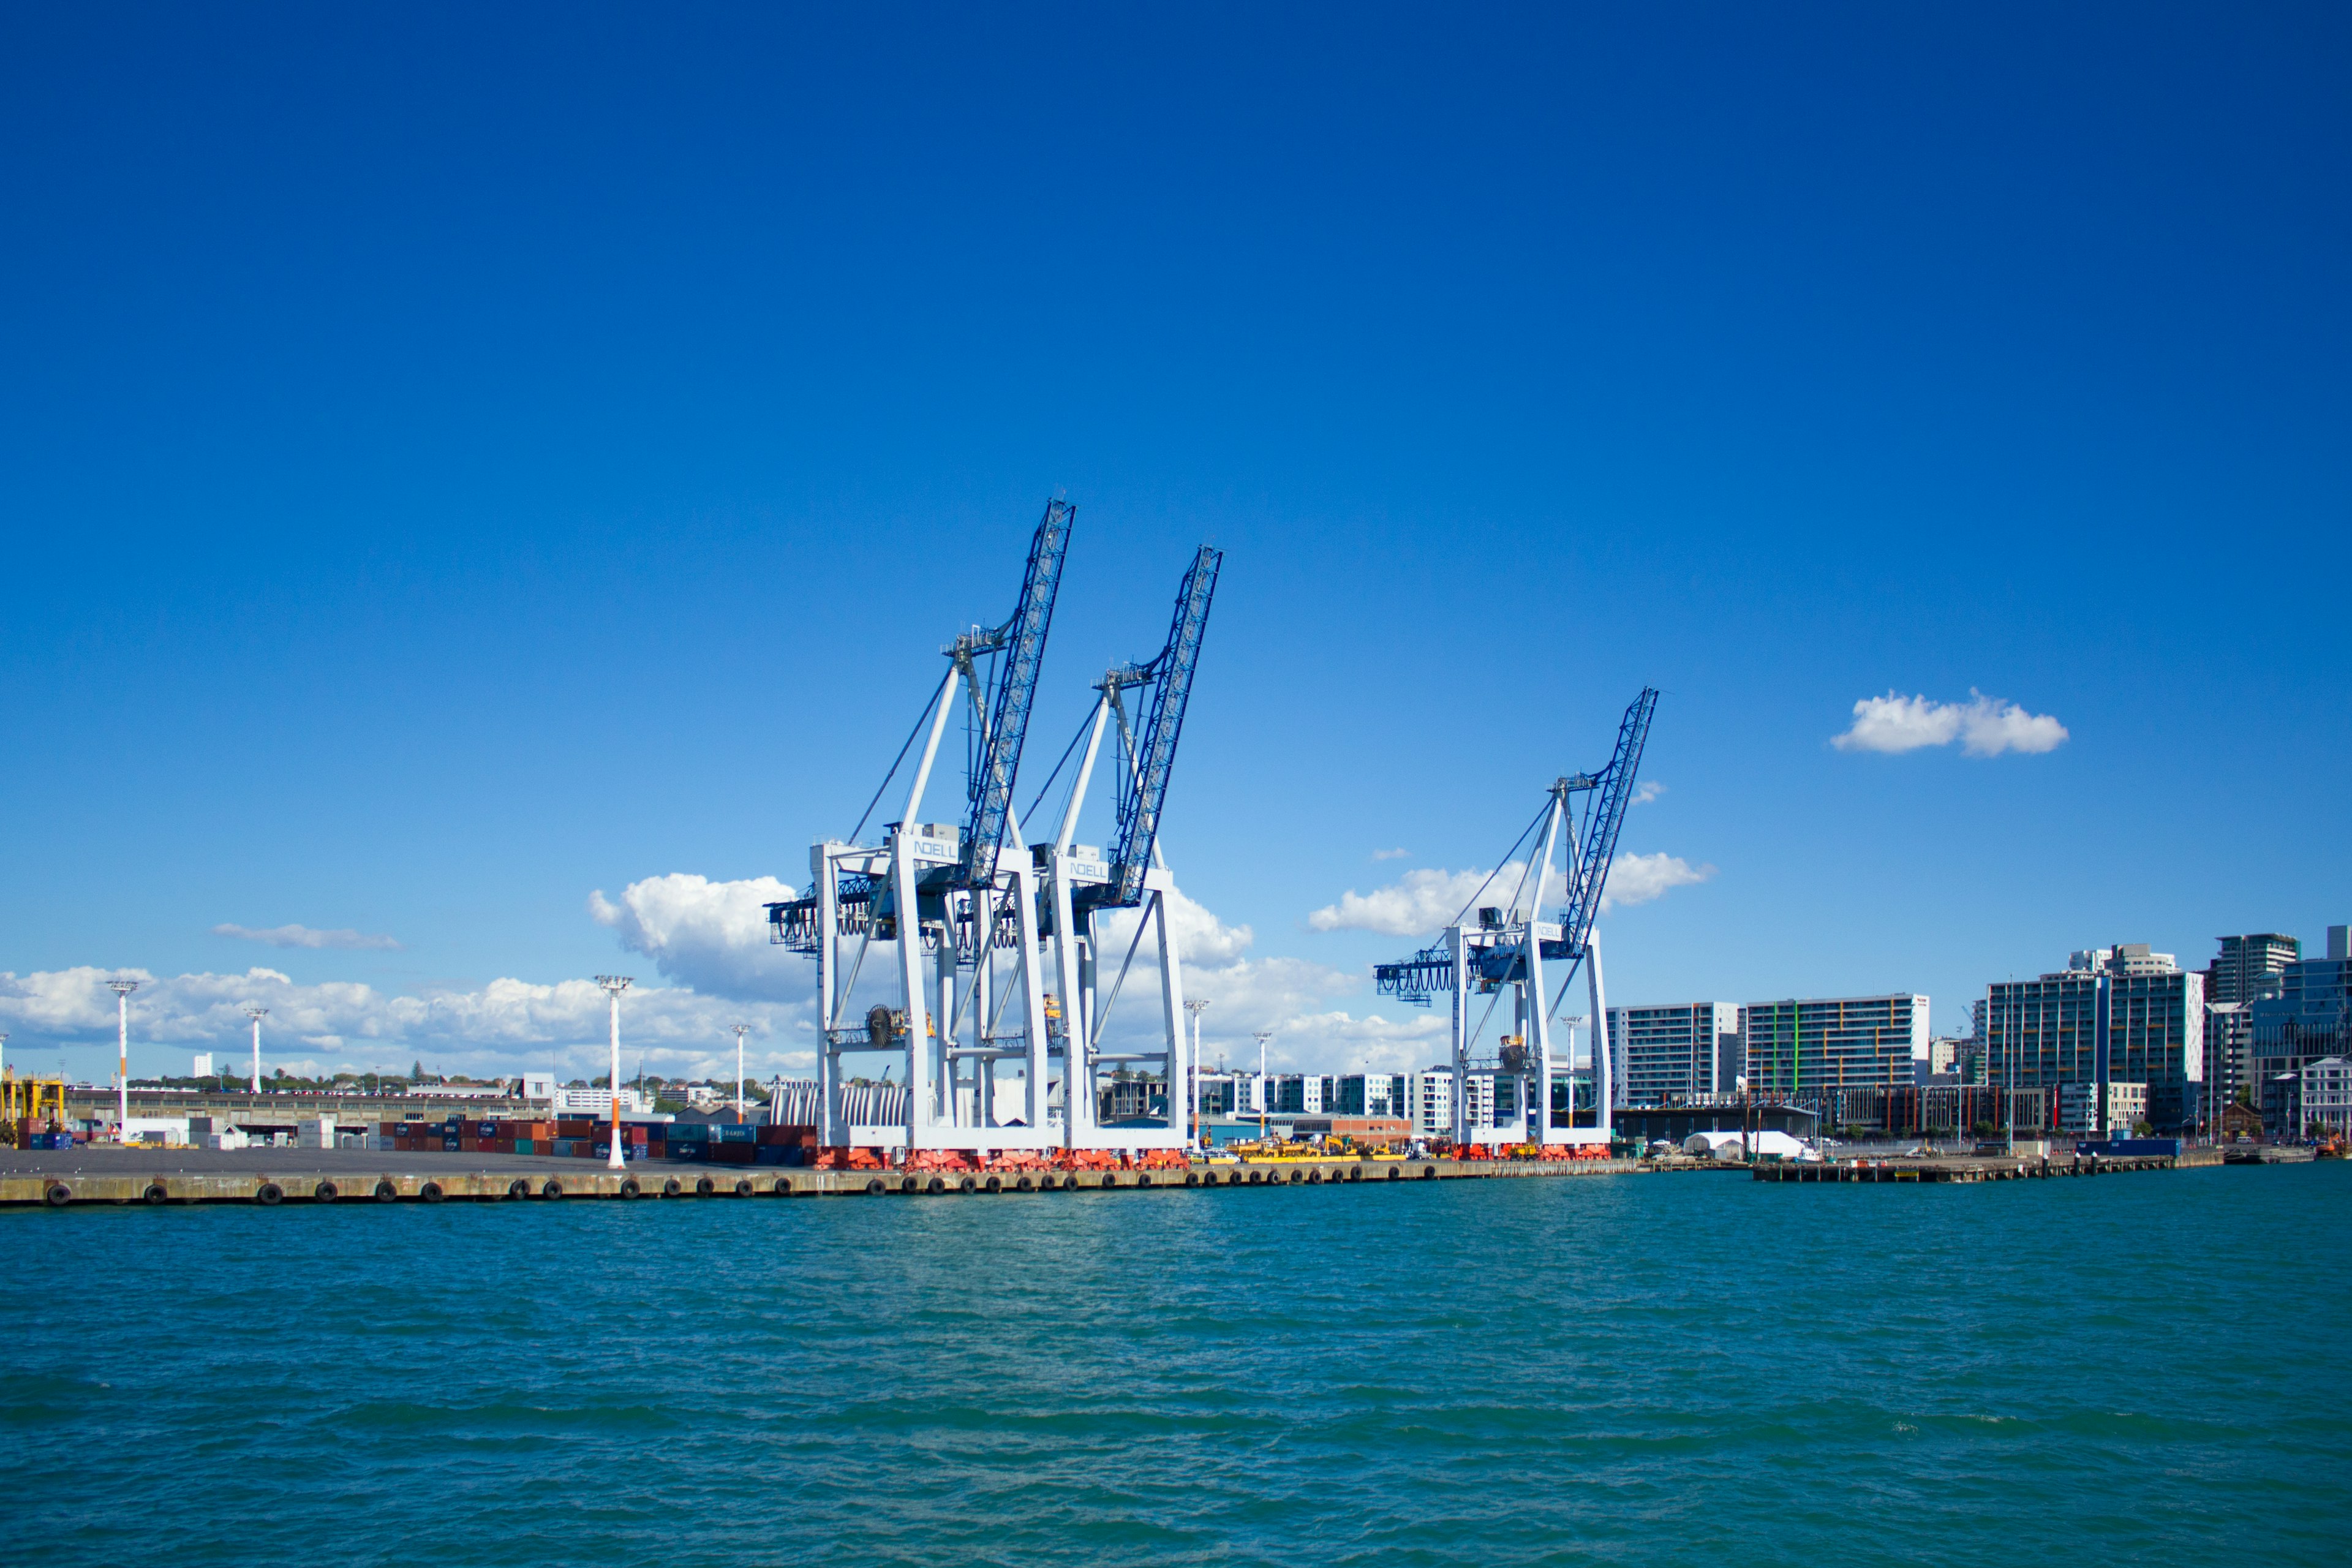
[10,1163,2349,1565]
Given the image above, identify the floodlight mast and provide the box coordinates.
[731,1023,750,1117]
[244,1006,268,1095]
[597,976,632,1170]
[1184,998,1209,1147]
[107,979,139,1133]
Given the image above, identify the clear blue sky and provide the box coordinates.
[3,4,2345,1081]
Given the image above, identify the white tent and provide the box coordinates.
[1683,1129,1813,1161]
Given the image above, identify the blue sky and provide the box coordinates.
[3,4,2346,1082]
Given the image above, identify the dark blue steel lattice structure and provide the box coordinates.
[955,499,1074,888]
[1556,687,1657,963]
[1079,544,1223,913]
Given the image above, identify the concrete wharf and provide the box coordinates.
[0,1148,1725,1208]
[2,1146,2244,1208]
[1752,1147,2223,1183]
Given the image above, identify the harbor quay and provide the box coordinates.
[0,1142,2225,1208]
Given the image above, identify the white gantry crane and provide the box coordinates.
[770,505,1224,1155]
[1035,544,1221,1152]
[1374,688,1657,1148]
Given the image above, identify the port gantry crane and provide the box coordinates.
[771,500,1072,1152]
[1373,688,1658,1148]
[1039,543,1223,1152]
[769,507,1224,1156]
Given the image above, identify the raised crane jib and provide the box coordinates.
[1088,543,1222,911]
[953,499,1074,888]
[1558,687,1659,959]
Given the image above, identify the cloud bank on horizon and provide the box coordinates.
[0,962,810,1082]
[1833,690,2068,756]
[1,870,1443,1079]
[1306,852,1715,939]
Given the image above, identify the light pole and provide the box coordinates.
[598,976,633,1170]
[1183,999,1208,1147]
[1255,1030,1272,1144]
[244,1005,268,1095]
[107,979,139,1134]
[731,1023,751,1120]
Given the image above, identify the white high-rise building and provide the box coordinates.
[1610,1003,1741,1105]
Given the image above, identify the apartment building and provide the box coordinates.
[1610,1003,1741,1105]
[1982,945,2205,1128]
[1740,995,1929,1096]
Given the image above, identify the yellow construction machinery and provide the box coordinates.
[1,1066,70,1145]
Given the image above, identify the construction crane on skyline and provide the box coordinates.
[1373,687,1659,1147]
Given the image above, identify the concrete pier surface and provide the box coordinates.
[0,1148,1720,1207]
[3,1146,2249,1207]
[1752,1147,2224,1183]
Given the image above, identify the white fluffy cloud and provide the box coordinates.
[1631,780,1667,806]
[1833,690,2069,756]
[0,964,812,1083]
[589,873,805,1001]
[1601,852,1715,910]
[213,922,402,951]
[1085,882,1377,1066]
[1306,865,1559,937]
[1306,849,1707,937]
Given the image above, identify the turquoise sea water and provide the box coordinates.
[10,1163,2349,1566]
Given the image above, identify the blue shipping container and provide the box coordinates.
[2075,1138,2181,1157]
[715,1124,755,1144]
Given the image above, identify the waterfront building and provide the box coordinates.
[1610,1003,1740,1105]
[1332,1073,1408,1118]
[1981,946,2204,1129]
[1196,1072,1240,1117]
[1407,1067,1502,1138]
[2250,927,2352,1102]
[2058,1079,2149,1135]
[2300,1056,2352,1136]
[2204,1001,2253,1109]
[2206,932,2299,1006]
[2071,943,2179,976]
[1738,995,1928,1096]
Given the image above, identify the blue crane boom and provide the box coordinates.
[952,499,1074,888]
[1556,686,1657,962]
[1080,543,1223,911]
